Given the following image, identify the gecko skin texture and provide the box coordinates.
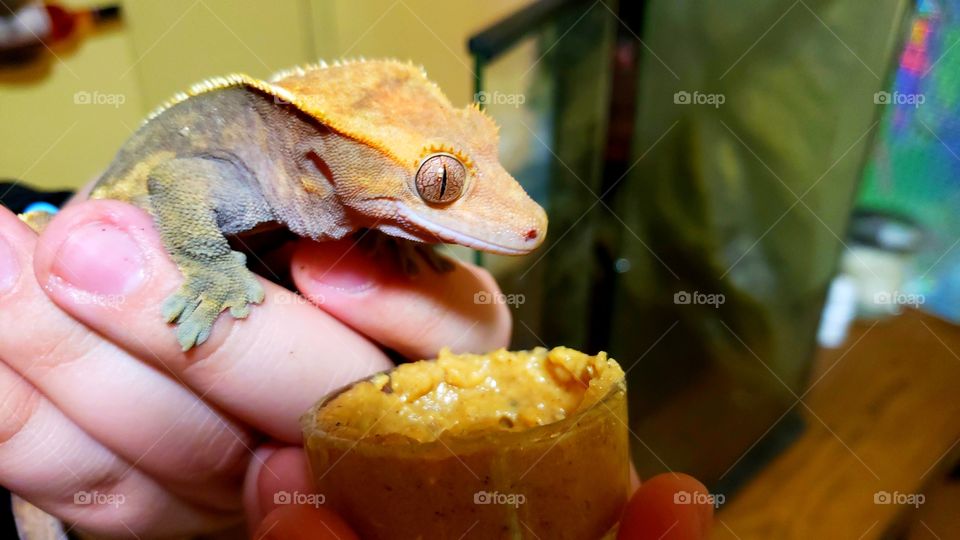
[90,58,548,351]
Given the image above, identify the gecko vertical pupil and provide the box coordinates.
[416,154,466,204]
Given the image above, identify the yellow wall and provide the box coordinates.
[0,0,531,190]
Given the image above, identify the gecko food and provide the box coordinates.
[301,347,630,540]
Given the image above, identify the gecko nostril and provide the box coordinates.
[524,229,538,241]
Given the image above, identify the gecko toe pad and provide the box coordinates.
[163,256,265,351]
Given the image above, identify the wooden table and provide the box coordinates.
[711,310,960,539]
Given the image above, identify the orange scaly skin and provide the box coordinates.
[90,59,547,350]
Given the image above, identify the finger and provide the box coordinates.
[630,463,641,492]
[243,445,314,530]
[69,175,99,203]
[33,200,393,442]
[618,473,714,540]
[255,505,359,540]
[0,361,234,537]
[245,445,358,540]
[290,239,512,359]
[0,206,252,508]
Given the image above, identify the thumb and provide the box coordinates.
[247,446,358,540]
[618,473,714,539]
[254,505,358,540]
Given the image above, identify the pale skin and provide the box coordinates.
[0,195,712,539]
[0,192,511,537]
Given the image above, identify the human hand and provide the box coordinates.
[251,463,715,540]
[0,199,510,537]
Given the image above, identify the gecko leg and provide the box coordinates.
[147,158,269,350]
[412,243,455,273]
[355,230,454,274]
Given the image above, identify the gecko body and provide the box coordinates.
[90,60,547,350]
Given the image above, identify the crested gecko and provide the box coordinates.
[88,59,547,350]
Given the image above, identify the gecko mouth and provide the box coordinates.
[397,206,531,255]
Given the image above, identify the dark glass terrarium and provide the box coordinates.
[468,0,911,492]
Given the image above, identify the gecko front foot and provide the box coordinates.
[356,230,455,274]
[161,251,265,351]
[413,244,454,273]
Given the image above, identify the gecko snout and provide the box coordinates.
[516,206,548,251]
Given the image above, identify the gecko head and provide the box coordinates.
[385,121,547,255]
[272,59,547,254]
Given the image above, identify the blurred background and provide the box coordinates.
[3,0,960,538]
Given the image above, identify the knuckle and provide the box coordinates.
[0,377,41,447]
[28,469,137,538]
[180,316,241,381]
[0,277,101,376]
[19,325,99,374]
[184,421,254,480]
[83,467,128,500]
[67,474,145,535]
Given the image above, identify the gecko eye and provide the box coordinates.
[415,154,466,204]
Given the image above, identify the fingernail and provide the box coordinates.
[305,241,378,294]
[51,222,146,296]
[0,233,19,296]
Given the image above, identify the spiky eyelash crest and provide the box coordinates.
[418,143,473,170]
